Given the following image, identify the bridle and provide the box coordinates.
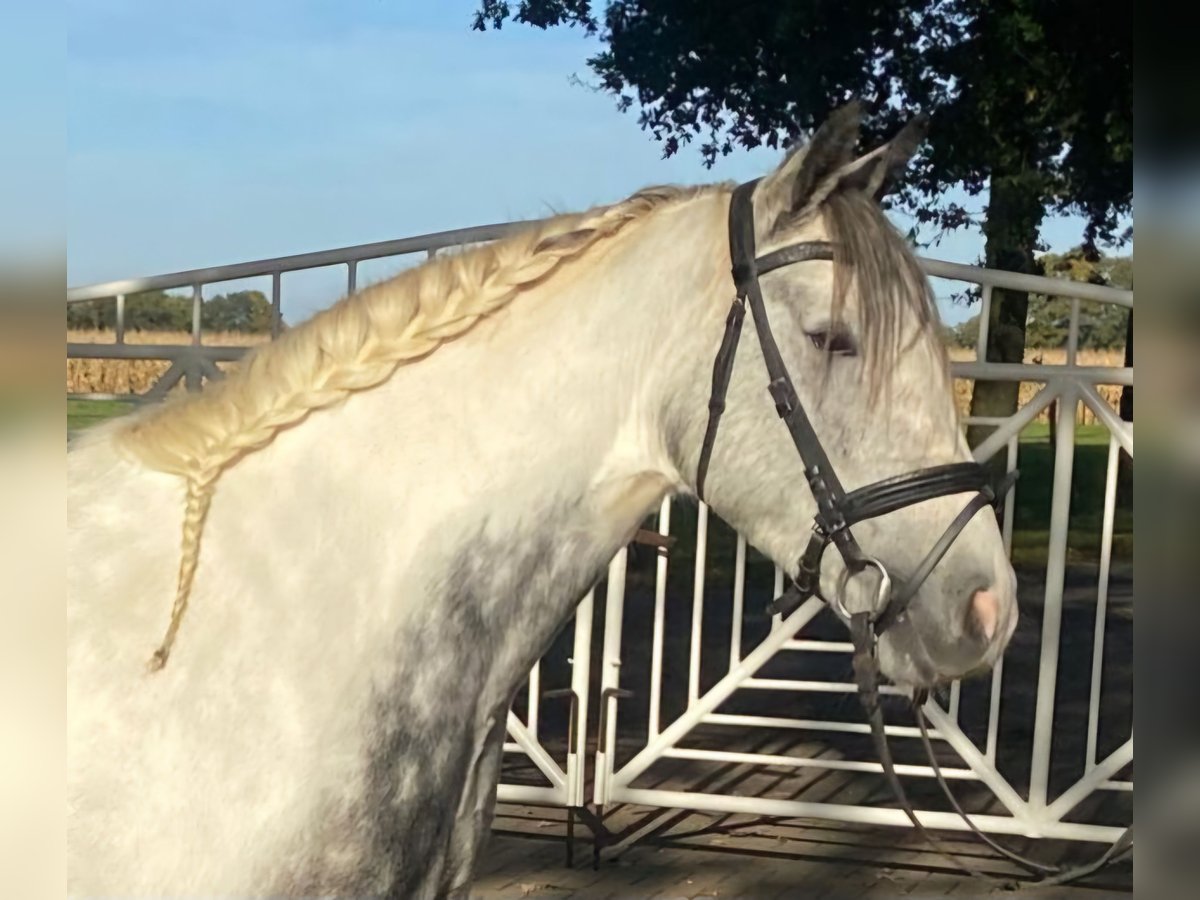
[694,178,1131,888]
[698,178,1010,634]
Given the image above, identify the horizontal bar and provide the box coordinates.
[1099,781,1133,792]
[921,257,1133,307]
[495,784,569,806]
[663,747,976,780]
[610,787,1126,844]
[950,362,1132,386]
[703,712,944,741]
[960,415,1013,426]
[782,640,854,653]
[744,677,906,696]
[67,221,527,303]
[502,743,522,753]
[66,223,1134,308]
[612,592,831,792]
[66,345,1132,384]
[67,343,249,362]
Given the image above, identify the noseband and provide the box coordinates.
[693,179,1130,888]
[697,178,1013,634]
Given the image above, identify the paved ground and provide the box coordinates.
[471,800,1132,899]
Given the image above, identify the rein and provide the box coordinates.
[696,178,1132,888]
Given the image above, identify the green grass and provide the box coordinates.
[1012,423,1131,555]
[67,398,137,433]
[1019,422,1114,446]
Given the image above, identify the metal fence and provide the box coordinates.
[593,273,1132,845]
[67,218,1132,845]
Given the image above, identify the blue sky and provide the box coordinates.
[67,0,1127,326]
[3,3,62,263]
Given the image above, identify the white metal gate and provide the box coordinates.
[67,219,1132,845]
[497,593,593,808]
[591,267,1132,845]
[66,219,594,809]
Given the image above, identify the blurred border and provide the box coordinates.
[0,263,66,900]
[1135,24,1200,895]
[23,8,1194,898]
[1,3,65,895]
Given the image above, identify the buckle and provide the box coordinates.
[767,378,795,416]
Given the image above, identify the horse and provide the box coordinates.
[67,103,1018,897]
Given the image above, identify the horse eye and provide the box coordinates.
[808,330,858,356]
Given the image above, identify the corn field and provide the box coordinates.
[68,330,1125,424]
[67,330,270,396]
[947,347,1125,425]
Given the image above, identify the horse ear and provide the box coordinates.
[756,100,864,229]
[836,113,929,200]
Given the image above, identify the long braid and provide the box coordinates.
[122,186,710,669]
[146,466,218,671]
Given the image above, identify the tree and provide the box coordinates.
[200,291,275,333]
[67,290,192,331]
[473,0,1132,445]
[942,250,1132,351]
[67,289,276,333]
[949,316,980,349]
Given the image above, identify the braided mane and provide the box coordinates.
[119,184,712,669]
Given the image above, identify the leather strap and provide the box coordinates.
[767,531,829,618]
[840,462,989,526]
[873,488,997,633]
[851,619,1133,890]
[755,240,837,277]
[701,178,1128,888]
[695,296,747,501]
[849,614,1019,889]
[705,181,1005,631]
[631,529,676,553]
[726,181,863,566]
[912,694,1133,886]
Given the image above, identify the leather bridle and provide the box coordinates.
[695,178,1131,887]
[698,178,1010,632]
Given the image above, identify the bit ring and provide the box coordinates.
[830,556,892,622]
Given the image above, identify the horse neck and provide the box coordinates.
[217,192,729,678]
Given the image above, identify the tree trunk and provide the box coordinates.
[967,171,1045,452]
[1118,311,1132,499]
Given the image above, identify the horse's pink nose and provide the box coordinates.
[970,588,1001,642]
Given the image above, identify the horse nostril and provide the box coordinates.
[970,588,1000,642]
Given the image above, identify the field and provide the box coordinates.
[67,331,1124,424]
[946,346,1125,426]
[67,329,269,397]
[66,332,1131,568]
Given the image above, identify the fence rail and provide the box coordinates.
[66,217,1133,417]
[66,214,1132,847]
